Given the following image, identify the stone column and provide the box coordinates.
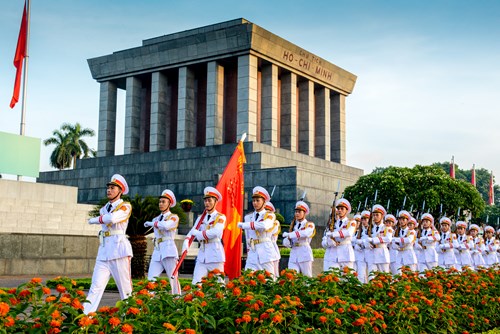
[261,64,278,146]
[149,72,168,152]
[237,54,258,142]
[280,72,297,152]
[315,86,331,160]
[124,76,141,154]
[331,92,346,164]
[206,61,224,146]
[298,80,314,156]
[97,81,117,157]
[177,67,196,149]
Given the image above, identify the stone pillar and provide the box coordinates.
[149,71,168,152]
[237,54,258,142]
[298,80,314,156]
[206,61,224,146]
[177,67,196,148]
[280,72,297,152]
[331,92,346,164]
[315,86,331,160]
[97,81,117,157]
[124,76,142,154]
[261,64,278,146]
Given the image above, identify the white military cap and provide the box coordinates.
[203,186,222,201]
[159,189,176,207]
[353,213,361,221]
[107,174,129,195]
[264,201,275,212]
[409,216,418,227]
[335,198,352,214]
[421,213,434,224]
[384,214,396,223]
[484,226,495,233]
[469,224,479,231]
[295,201,310,215]
[372,204,386,216]
[439,217,452,225]
[456,221,467,229]
[252,186,271,202]
[398,210,411,219]
[360,210,371,218]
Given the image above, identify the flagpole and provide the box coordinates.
[19,0,31,137]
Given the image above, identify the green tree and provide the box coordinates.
[61,122,96,169]
[344,165,485,221]
[43,129,73,170]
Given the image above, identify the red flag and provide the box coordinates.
[471,164,476,187]
[10,1,28,109]
[489,172,494,206]
[216,140,246,279]
[450,156,455,179]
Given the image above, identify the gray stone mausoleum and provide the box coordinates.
[38,18,363,223]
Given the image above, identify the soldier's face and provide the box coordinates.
[470,229,477,237]
[159,198,170,212]
[204,197,217,212]
[398,217,408,228]
[294,209,305,221]
[408,222,415,230]
[372,212,382,223]
[485,231,493,238]
[336,206,347,218]
[441,224,450,232]
[422,219,431,228]
[106,185,121,201]
[361,217,369,227]
[457,226,465,235]
[252,197,265,211]
[384,220,393,228]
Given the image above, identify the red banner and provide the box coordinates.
[449,157,455,179]
[216,141,246,279]
[489,172,494,206]
[10,1,27,109]
[471,165,476,187]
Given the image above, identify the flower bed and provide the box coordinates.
[1,266,500,333]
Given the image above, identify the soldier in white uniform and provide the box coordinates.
[482,226,498,267]
[238,187,279,277]
[265,201,281,277]
[144,189,181,294]
[283,201,315,277]
[322,199,357,272]
[366,204,393,276]
[394,214,418,273]
[352,210,371,283]
[469,224,486,270]
[416,213,440,271]
[84,174,133,314]
[454,221,474,271]
[437,217,458,269]
[183,187,226,285]
[384,214,399,275]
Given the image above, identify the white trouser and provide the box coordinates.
[355,260,368,284]
[390,262,399,276]
[273,260,280,278]
[288,260,313,277]
[367,263,390,280]
[324,259,354,272]
[192,261,224,285]
[419,261,437,272]
[147,257,181,295]
[245,261,276,278]
[83,257,132,314]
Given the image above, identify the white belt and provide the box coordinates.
[99,230,126,246]
[335,240,351,246]
[293,242,309,247]
[374,244,387,248]
[155,237,174,248]
[400,247,413,251]
[251,237,272,245]
[200,238,221,244]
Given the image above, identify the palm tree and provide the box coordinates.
[61,122,96,169]
[43,129,73,170]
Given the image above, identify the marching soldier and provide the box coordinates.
[282,201,315,277]
[265,201,281,277]
[384,214,399,275]
[454,221,474,271]
[483,226,498,267]
[144,189,181,294]
[238,187,279,276]
[468,224,486,270]
[394,215,418,273]
[417,213,440,271]
[323,199,357,272]
[84,174,133,314]
[437,217,458,269]
[366,204,393,276]
[183,187,226,284]
[352,210,371,283]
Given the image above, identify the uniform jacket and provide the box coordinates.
[151,211,179,261]
[483,237,499,265]
[323,217,356,263]
[454,233,474,267]
[286,219,315,263]
[188,210,226,264]
[438,231,458,265]
[417,228,440,263]
[96,199,133,261]
[242,210,280,265]
[471,236,486,267]
[395,228,417,265]
[365,223,393,264]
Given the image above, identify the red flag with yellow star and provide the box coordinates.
[216,139,246,279]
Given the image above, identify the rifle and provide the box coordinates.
[356,201,362,214]
[270,185,276,198]
[327,181,341,232]
[367,190,379,226]
[386,199,391,213]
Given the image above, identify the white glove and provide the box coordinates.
[237,222,244,228]
[144,221,154,227]
[427,236,434,241]
[325,231,333,237]
[193,230,205,241]
[282,232,289,238]
[282,238,291,248]
[181,239,190,253]
[321,237,328,249]
[88,217,99,224]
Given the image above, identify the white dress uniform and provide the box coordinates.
[84,174,133,315]
[285,218,315,277]
[187,209,226,284]
[437,231,458,268]
[394,227,418,272]
[270,218,281,277]
[366,222,393,274]
[417,227,440,271]
[483,237,498,267]
[353,226,369,283]
[323,217,356,271]
[241,209,280,275]
[454,233,474,270]
[147,211,180,294]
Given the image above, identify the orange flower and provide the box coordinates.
[0,302,10,316]
[79,316,93,327]
[146,282,157,290]
[50,320,61,327]
[72,298,83,310]
[183,285,192,291]
[4,316,15,327]
[216,292,224,299]
[56,285,66,293]
[334,318,342,326]
[272,314,283,323]
[319,316,327,323]
[19,289,30,298]
[353,317,366,326]
[194,290,205,298]
[163,323,176,330]
[121,324,133,333]
[136,299,143,306]
[31,277,42,284]
[45,296,56,303]
[200,301,207,307]
[185,329,196,334]
[109,317,121,328]
[42,287,51,295]
[98,306,111,313]
[184,293,193,302]
[59,296,71,304]
[241,314,251,323]
[337,308,345,314]
[232,287,242,296]
[51,310,61,319]
[127,307,140,315]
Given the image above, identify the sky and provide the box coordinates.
[1,0,499,181]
